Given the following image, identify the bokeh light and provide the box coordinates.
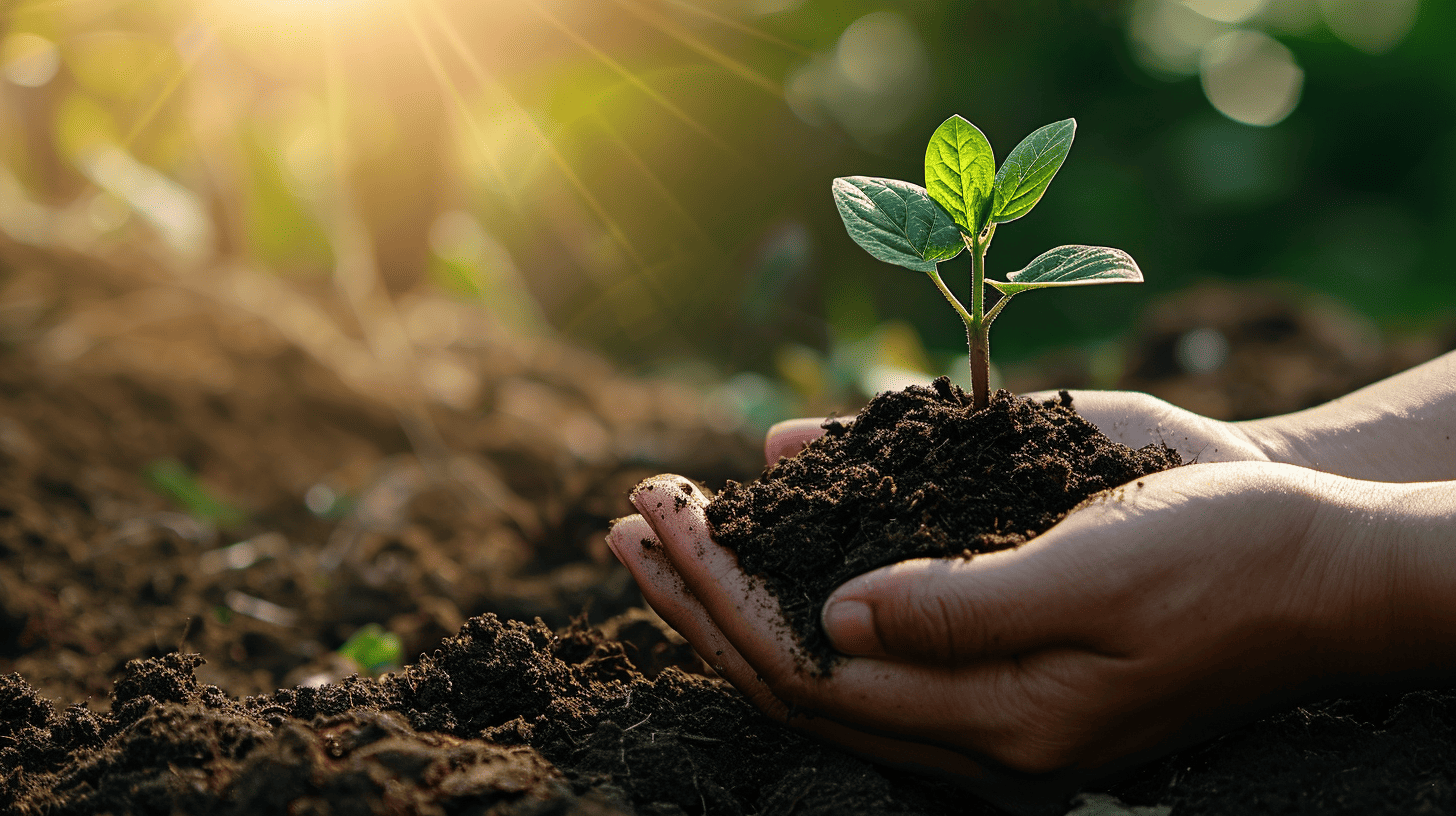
[0,0,1451,425]
[2,32,60,88]
[1200,30,1303,126]
[1317,0,1420,54]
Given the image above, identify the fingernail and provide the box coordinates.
[629,477,666,514]
[629,476,700,516]
[822,599,882,656]
[604,519,627,564]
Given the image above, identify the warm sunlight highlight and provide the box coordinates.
[212,0,396,24]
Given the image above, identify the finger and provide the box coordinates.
[607,515,968,748]
[821,549,1102,664]
[607,514,1083,815]
[626,477,1046,748]
[764,417,831,464]
[629,475,806,683]
[606,513,791,717]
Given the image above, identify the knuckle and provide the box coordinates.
[905,584,980,663]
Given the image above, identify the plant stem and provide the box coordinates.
[931,224,1000,410]
[926,267,975,328]
[967,230,990,409]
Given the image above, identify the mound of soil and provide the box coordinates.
[706,378,1181,666]
[0,236,758,705]
[0,614,970,815]
[7,235,1456,815]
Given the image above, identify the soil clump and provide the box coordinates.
[706,378,1181,666]
[1,615,970,815]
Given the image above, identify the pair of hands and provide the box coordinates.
[605,390,1404,813]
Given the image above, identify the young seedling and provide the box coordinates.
[833,115,1142,409]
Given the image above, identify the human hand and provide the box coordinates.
[606,482,1083,816]
[608,454,1418,812]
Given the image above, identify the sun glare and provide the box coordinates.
[205,0,397,31]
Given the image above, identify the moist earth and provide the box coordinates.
[706,378,1181,668]
[6,240,1456,814]
[0,617,970,815]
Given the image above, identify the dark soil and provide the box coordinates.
[706,378,1181,667]
[7,235,1456,815]
[1,616,970,815]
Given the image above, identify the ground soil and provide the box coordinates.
[706,379,1181,668]
[6,236,1456,815]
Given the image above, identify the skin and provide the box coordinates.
[605,351,1456,811]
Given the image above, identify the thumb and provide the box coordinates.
[763,417,831,464]
[821,549,1094,665]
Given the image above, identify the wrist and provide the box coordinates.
[1303,477,1456,684]
[1375,481,1456,682]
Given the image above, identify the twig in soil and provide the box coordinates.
[223,590,299,627]
[623,713,651,731]
[674,732,723,744]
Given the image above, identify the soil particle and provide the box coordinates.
[706,378,1181,667]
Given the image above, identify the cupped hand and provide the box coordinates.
[603,397,1390,811]
[609,463,1390,807]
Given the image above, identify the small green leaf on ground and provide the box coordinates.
[924,114,996,235]
[833,176,965,272]
[337,623,403,673]
[992,118,1076,224]
[143,459,247,528]
[988,245,1142,295]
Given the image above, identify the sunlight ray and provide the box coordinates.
[662,0,812,55]
[592,111,715,249]
[524,0,751,168]
[399,3,523,212]
[322,20,456,470]
[418,0,666,342]
[559,250,682,340]
[608,0,785,99]
[418,0,659,276]
[122,21,217,150]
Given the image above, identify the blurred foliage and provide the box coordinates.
[1,0,1452,420]
[143,459,247,528]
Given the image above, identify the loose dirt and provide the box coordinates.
[707,378,1181,667]
[6,238,1456,815]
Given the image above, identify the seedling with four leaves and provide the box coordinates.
[833,115,1142,409]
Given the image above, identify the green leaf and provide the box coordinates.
[988,245,1142,295]
[833,176,966,272]
[924,115,996,235]
[338,623,403,673]
[992,118,1076,224]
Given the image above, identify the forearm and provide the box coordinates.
[1238,351,1456,482]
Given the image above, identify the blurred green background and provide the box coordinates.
[2,0,1451,425]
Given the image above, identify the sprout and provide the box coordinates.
[337,623,402,674]
[833,115,1142,409]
